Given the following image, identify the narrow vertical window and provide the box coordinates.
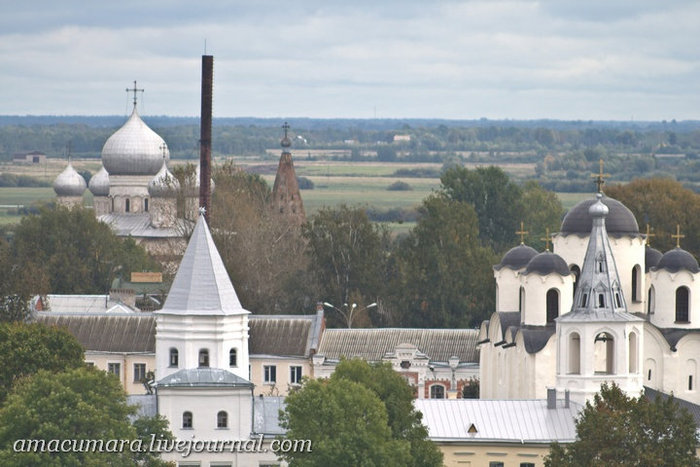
[217,411,228,428]
[676,287,690,323]
[546,289,559,323]
[169,348,179,367]
[182,411,193,429]
[229,348,237,367]
[125,198,130,212]
[199,349,209,368]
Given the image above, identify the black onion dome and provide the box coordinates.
[495,244,538,270]
[656,248,700,273]
[524,251,571,276]
[645,245,663,272]
[560,196,639,236]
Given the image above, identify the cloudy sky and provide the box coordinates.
[1,1,698,120]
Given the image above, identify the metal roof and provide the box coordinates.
[253,396,286,435]
[317,328,479,363]
[249,312,323,357]
[37,294,129,314]
[98,213,185,238]
[158,214,249,316]
[415,399,580,443]
[36,312,155,352]
[157,368,253,388]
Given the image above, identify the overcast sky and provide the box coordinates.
[1,1,698,120]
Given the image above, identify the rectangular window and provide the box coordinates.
[264,365,277,384]
[108,363,121,378]
[133,363,146,382]
[290,366,303,385]
[489,462,505,467]
[520,463,536,467]
[85,362,95,367]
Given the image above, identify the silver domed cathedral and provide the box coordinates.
[95,83,187,263]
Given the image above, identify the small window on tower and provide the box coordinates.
[598,294,605,308]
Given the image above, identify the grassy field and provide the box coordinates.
[0,157,583,228]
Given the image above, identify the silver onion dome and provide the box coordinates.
[53,162,87,197]
[88,166,110,196]
[148,160,180,197]
[101,106,169,176]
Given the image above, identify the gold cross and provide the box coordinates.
[644,224,656,246]
[591,158,610,193]
[671,224,685,248]
[540,227,551,251]
[515,221,528,245]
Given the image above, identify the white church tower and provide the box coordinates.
[556,193,644,405]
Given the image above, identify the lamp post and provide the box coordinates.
[322,302,377,328]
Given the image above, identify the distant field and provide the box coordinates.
[0,159,584,228]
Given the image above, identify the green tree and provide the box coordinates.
[0,322,84,403]
[132,415,176,467]
[544,383,699,466]
[439,166,523,253]
[10,206,157,294]
[0,367,137,465]
[0,237,48,322]
[303,205,390,325]
[520,181,565,251]
[280,373,412,466]
[331,359,443,467]
[606,178,700,259]
[392,195,496,328]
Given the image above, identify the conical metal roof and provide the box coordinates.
[158,212,249,316]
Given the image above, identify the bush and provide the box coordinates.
[296,176,314,190]
[387,181,413,191]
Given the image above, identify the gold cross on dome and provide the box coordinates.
[645,224,656,246]
[671,224,685,248]
[591,158,610,193]
[515,221,528,245]
[540,227,551,251]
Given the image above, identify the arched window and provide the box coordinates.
[546,289,559,323]
[676,287,690,323]
[598,293,605,308]
[570,265,581,294]
[648,286,655,314]
[594,332,615,374]
[199,349,209,368]
[430,384,445,399]
[568,332,581,374]
[169,348,179,367]
[229,348,237,367]
[217,411,228,428]
[182,411,193,429]
[629,332,638,374]
[519,286,525,314]
[125,198,130,212]
[631,265,641,301]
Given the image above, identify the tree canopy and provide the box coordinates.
[280,359,441,467]
[0,322,84,403]
[606,178,700,259]
[0,367,172,466]
[9,206,157,294]
[545,383,699,467]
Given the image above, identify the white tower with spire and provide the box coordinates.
[556,193,644,405]
[155,209,250,381]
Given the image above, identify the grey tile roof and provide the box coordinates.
[158,215,250,316]
[35,312,155,352]
[317,328,479,363]
[249,312,323,357]
[157,368,253,388]
[521,326,556,354]
[495,312,521,341]
[128,394,157,420]
[415,399,580,443]
[99,212,185,238]
[253,396,286,435]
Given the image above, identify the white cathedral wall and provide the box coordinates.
[532,336,557,399]
[642,324,667,393]
[553,234,645,314]
[494,268,521,312]
[520,273,574,326]
[108,175,151,213]
[669,337,700,405]
[648,269,700,328]
[155,314,250,381]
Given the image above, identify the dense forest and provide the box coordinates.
[2,116,700,191]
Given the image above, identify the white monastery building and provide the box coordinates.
[480,190,700,406]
